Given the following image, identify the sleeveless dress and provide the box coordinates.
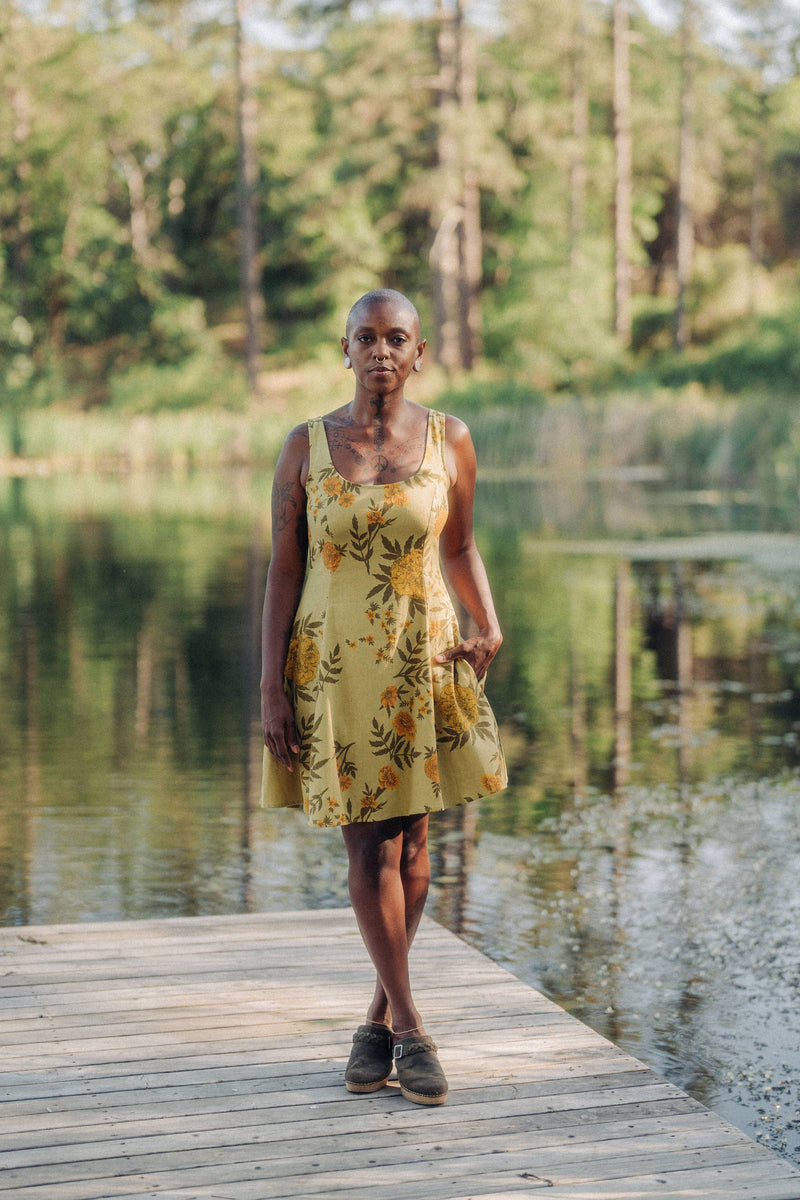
[260,410,507,827]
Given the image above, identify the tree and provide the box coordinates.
[674,0,697,350]
[569,0,588,270]
[612,0,633,344]
[455,4,482,368]
[428,0,484,371]
[430,1,463,372]
[6,0,800,402]
[725,0,797,310]
[234,0,264,396]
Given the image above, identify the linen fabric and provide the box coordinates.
[260,409,507,827]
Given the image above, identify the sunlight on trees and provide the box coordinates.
[2,0,800,409]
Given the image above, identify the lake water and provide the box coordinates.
[2,468,800,1164]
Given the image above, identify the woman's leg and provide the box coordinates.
[362,814,431,1028]
[341,814,431,1034]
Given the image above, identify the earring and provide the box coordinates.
[344,355,351,368]
[413,361,422,373]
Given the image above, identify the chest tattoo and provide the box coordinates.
[325,421,425,483]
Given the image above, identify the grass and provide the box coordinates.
[4,384,794,499]
[4,303,800,495]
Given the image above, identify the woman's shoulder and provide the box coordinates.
[281,409,339,437]
[282,421,311,449]
[315,404,351,425]
[439,411,472,446]
[276,422,311,475]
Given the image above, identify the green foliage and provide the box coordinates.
[3,0,800,411]
[482,234,622,386]
[645,310,800,393]
[145,297,214,366]
[443,377,548,415]
[63,207,154,347]
[631,296,676,354]
[108,344,249,412]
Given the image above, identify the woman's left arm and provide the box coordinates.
[436,416,502,680]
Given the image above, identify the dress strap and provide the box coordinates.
[427,410,447,470]
[306,417,330,476]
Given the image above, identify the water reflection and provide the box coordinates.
[2,471,800,1162]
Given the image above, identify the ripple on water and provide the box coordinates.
[429,774,800,1164]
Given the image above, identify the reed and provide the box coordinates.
[3,380,799,497]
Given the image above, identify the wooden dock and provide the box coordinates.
[3,910,800,1200]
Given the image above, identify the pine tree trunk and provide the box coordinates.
[431,2,462,374]
[430,0,482,373]
[569,0,588,270]
[612,0,632,345]
[8,12,32,292]
[674,0,696,351]
[748,96,767,316]
[115,150,155,274]
[456,8,482,369]
[234,0,263,398]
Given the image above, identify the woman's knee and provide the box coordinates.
[342,820,404,885]
[400,815,431,878]
[400,813,429,854]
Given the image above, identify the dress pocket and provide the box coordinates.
[454,654,485,697]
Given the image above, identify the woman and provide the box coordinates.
[260,289,506,1106]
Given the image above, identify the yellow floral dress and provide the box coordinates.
[261,410,507,827]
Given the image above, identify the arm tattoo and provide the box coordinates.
[273,481,298,533]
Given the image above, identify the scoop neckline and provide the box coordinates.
[318,411,432,488]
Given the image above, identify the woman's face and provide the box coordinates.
[342,299,425,395]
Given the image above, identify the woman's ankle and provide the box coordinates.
[390,1009,425,1037]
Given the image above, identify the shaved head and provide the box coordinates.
[345,289,422,339]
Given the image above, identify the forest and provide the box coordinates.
[2,0,800,453]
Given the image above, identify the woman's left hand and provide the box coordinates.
[434,630,502,681]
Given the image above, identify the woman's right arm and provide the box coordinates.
[260,424,310,770]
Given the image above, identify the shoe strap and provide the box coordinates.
[392,1036,437,1061]
[354,1026,391,1047]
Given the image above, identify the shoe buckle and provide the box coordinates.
[392,1043,403,1061]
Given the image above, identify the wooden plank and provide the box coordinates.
[3,1007,574,1054]
[1,1081,686,1170]
[0,1095,692,1148]
[2,1057,649,1116]
[1,910,798,1200]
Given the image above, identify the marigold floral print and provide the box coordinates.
[261,411,507,826]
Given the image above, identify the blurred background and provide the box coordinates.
[4,0,800,1170]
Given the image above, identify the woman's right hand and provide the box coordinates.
[261,688,300,771]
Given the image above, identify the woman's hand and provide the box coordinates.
[438,417,504,682]
[261,687,300,771]
[434,629,502,681]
